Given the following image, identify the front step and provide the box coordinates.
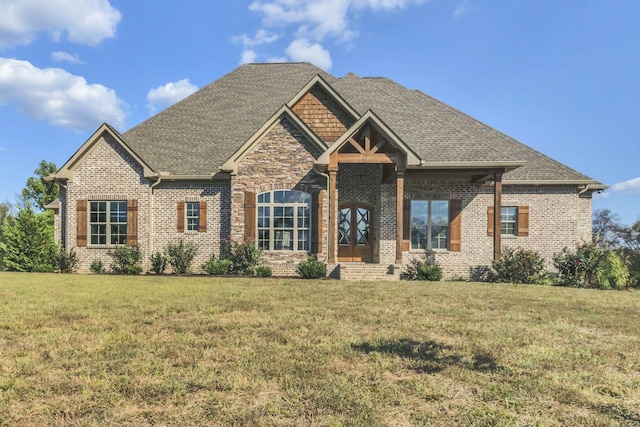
[329,263,402,281]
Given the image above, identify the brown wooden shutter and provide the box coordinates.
[312,190,324,253]
[487,206,495,237]
[127,200,138,246]
[517,206,529,237]
[402,198,411,251]
[244,191,256,241]
[199,201,207,233]
[177,201,185,233]
[77,200,87,247]
[449,199,462,252]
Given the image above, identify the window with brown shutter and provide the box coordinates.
[488,206,529,237]
[517,206,529,237]
[199,201,207,233]
[449,199,462,252]
[127,200,138,245]
[244,191,256,241]
[77,200,87,247]
[177,201,185,233]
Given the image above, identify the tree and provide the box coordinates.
[592,209,622,247]
[0,203,56,272]
[21,160,58,211]
[0,200,14,270]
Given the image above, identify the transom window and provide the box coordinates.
[410,200,449,250]
[90,201,127,245]
[257,190,311,251]
[186,202,200,231]
[501,207,517,235]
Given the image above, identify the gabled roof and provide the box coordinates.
[68,62,603,187]
[52,123,155,180]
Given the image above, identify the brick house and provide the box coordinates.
[47,63,606,279]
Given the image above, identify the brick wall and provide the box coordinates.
[151,182,230,273]
[64,134,150,273]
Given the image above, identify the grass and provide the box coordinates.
[0,273,639,426]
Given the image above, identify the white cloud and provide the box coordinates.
[610,177,640,194]
[0,0,121,48]
[147,79,198,112]
[285,38,332,70]
[267,55,289,63]
[233,29,280,47]
[51,51,83,64]
[249,0,424,42]
[454,0,473,17]
[240,49,258,65]
[0,57,125,130]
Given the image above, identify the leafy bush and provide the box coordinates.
[221,238,264,275]
[256,266,273,277]
[553,243,630,289]
[202,254,232,275]
[166,239,197,274]
[55,247,79,273]
[296,256,327,279]
[90,259,106,274]
[492,247,547,284]
[150,251,168,275]
[108,244,142,275]
[402,251,442,281]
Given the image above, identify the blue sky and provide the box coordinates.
[0,0,638,224]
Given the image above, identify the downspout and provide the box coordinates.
[148,175,163,268]
[578,184,592,197]
[312,164,330,263]
[58,179,68,249]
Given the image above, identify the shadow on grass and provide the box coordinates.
[351,338,501,374]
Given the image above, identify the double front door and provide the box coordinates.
[337,203,373,262]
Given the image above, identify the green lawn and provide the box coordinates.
[0,273,639,426]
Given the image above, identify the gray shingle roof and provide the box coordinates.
[122,62,601,184]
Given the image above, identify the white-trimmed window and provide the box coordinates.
[410,200,449,250]
[186,202,200,231]
[90,201,127,245]
[257,190,311,251]
[501,207,517,235]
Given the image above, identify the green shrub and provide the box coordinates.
[296,256,327,279]
[150,251,168,275]
[55,246,79,273]
[90,259,106,274]
[166,239,197,274]
[492,247,547,284]
[108,244,142,275]
[221,238,264,275]
[202,254,232,275]
[402,251,442,281]
[553,242,630,289]
[256,266,273,277]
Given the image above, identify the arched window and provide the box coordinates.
[257,190,311,251]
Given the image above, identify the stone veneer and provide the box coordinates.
[231,117,328,275]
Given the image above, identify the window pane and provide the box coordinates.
[411,225,427,250]
[274,191,286,204]
[297,206,309,228]
[298,230,310,251]
[274,230,293,250]
[411,201,428,226]
[431,201,449,226]
[111,224,127,244]
[338,207,351,245]
[258,229,270,250]
[432,226,448,249]
[258,190,311,252]
[91,224,106,245]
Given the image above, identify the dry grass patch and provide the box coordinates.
[0,272,639,426]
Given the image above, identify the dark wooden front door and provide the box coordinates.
[337,204,373,262]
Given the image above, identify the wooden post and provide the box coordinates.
[396,170,404,265]
[493,172,503,261]
[328,169,337,264]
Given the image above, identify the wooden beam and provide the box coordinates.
[396,170,404,264]
[363,124,371,152]
[337,153,396,164]
[493,172,503,261]
[370,138,387,154]
[347,137,366,154]
[328,170,337,264]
